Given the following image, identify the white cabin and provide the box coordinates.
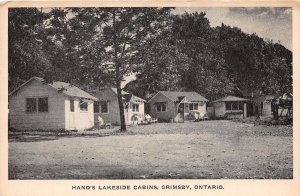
[9,77,98,131]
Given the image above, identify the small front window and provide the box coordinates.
[26,98,37,113]
[80,100,88,111]
[232,102,238,110]
[189,103,198,111]
[26,97,48,113]
[100,101,108,113]
[157,102,167,112]
[132,104,139,112]
[226,103,231,110]
[38,97,48,112]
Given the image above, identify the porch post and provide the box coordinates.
[183,103,185,122]
[244,103,247,119]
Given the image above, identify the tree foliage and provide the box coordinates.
[125,12,292,101]
[9,8,292,125]
[8,8,51,91]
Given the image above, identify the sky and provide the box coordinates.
[173,7,292,50]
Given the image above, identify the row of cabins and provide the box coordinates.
[8,77,288,131]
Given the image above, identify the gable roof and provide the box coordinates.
[110,87,145,102]
[9,77,98,101]
[211,95,248,103]
[89,87,145,103]
[253,95,276,103]
[149,91,208,103]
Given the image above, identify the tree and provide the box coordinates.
[9,8,292,123]
[125,27,192,99]
[170,13,236,100]
[55,8,173,131]
[8,8,51,91]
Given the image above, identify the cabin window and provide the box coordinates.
[70,98,74,112]
[38,97,48,112]
[156,102,167,112]
[100,101,108,113]
[26,98,37,113]
[225,103,231,110]
[232,102,238,110]
[80,100,88,111]
[132,104,139,112]
[26,97,48,113]
[94,101,100,113]
[189,103,198,111]
[225,102,243,111]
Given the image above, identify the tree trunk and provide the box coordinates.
[116,83,127,131]
[112,9,127,132]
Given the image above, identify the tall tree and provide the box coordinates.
[171,13,236,100]
[58,8,173,131]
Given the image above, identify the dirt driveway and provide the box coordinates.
[8,120,292,179]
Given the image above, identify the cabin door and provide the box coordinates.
[69,98,75,129]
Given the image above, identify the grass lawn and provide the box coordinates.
[8,120,292,179]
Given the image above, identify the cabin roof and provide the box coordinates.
[149,91,208,102]
[211,95,249,103]
[9,77,98,101]
[123,93,146,103]
[253,95,276,103]
[89,87,145,103]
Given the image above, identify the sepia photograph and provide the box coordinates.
[7,6,293,181]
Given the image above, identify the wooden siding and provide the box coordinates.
[93,88,120,125]
[149,93,176,121]
[213,102,226,117]
[9,79,65,130]
[9,79,95,131]
[212,102,246,119]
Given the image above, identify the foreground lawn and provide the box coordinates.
[8,120,292,179]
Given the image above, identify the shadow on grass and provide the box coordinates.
[8,130,139,143]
